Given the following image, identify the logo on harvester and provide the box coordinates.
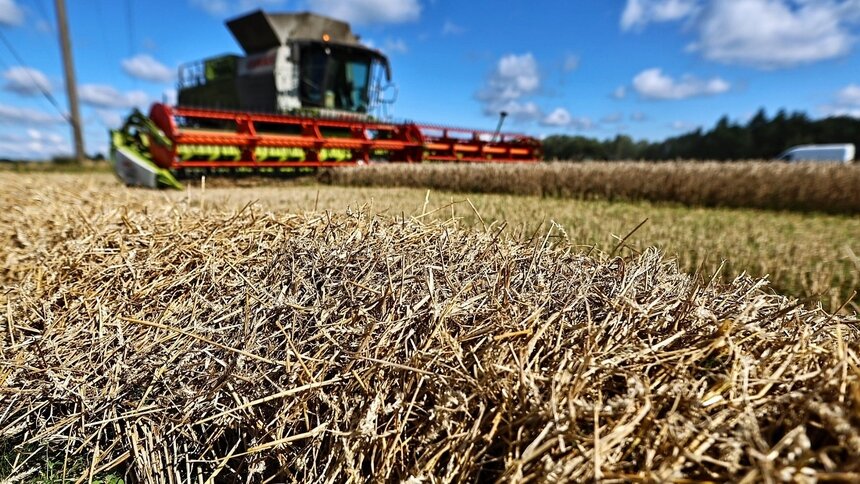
[241,53,276,74]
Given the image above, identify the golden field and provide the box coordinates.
[1,171,858,482]
[325,162,860,214]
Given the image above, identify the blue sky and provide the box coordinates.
[0,0,859,159]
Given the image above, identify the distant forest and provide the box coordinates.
[542,109,860,161]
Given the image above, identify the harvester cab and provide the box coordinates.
[177,10,392,117]
[110,10,540,189]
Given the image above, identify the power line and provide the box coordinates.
[0,29,69,121]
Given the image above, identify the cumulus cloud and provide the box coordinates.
[189,0,227,16]
[541,107,572,127]
[630,111,648,122]
[601,112,624,123]
[824,107,860,118]
[539,108,595,130]
[0,128,71,159]
[669,120,698,131]
[163,88,178,105]
[442,20,465,36]
[621,0,698,30]
[563,54,580,72]
[2,67,52,96]
[0,103,63,124]
[693,0,857,68]
[623,0,860,69]
[382,38,408,54]
[121,54,174,83]
[632,68,729,100]
[477,53,540,104]
[0,0,24,26]
[476,52,591,128]
[612,86,627,99]
[189,0,286,16]
[836,84,860,106]
[307,0,421,25]
[498,101,542,122]
[79,84,148,110]
[96,110,123,128]
[821,84,860,118]
[476,53,543,122]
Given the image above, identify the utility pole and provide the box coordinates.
[54,0,85,162]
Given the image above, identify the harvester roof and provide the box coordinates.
[226,10,361,54]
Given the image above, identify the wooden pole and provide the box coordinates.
[54,0,85,162]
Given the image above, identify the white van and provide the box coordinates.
[776,144,855,163]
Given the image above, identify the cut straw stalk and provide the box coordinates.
[0,176,858,482]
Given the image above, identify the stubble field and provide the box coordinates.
[8,170,853,311]
[1,170,858,481]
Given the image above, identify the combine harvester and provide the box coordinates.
[112,10,541,188]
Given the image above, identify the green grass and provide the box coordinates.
[0,443,124,483]
[0,161,112,174]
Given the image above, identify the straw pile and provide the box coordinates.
[323,162,860,213]
[2,184,860,482]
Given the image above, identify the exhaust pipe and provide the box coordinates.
[492,111,508,143]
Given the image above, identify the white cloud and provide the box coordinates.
[632,68,729,100]
[541,107,572,127]
[2,67,52,96]
[96,110,123,128]
[693,0,857,68]
[495,101,542,122]
[539,108,595,130]
[630,111,648,122]
[621,0,698,30]
[821,84,860,118]
[623,0,860,69]
[121,54,174,83]
[669,120,698,131]
[25,128,64,144]
[836,84,860,106]
[307,0,421,25]
[476,53,542,122]
[190,0,228,15]
[0,104,63,124]
[0,0,24,26]
[382,38,408,54]
[601,112,624,123]
[442,20,465,35]
[163,88,178,105]
[824,107,860,118]
[563,54,580,72]
[612,86,627,99]
[477,53,540,103]
[0,129,71,159]
[79,84,148,109]
[35,19,52,33]
[189,0,286,16]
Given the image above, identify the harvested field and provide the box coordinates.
[1,174,860,481]
[1,173,858,313]
[323,162,860,214]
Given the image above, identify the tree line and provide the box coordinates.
[542,109,860,161]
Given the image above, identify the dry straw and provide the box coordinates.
[323,162,860,214]
[1,179,859,482]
